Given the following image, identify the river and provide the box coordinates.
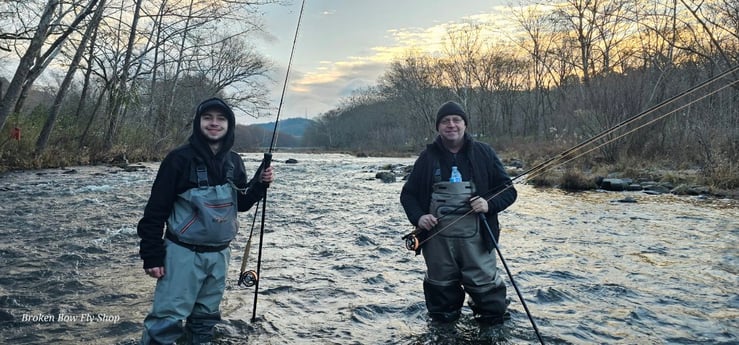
[0,153,736,344]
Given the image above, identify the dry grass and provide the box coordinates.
[559,169,597,191]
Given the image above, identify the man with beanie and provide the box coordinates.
[137,97,274,344]
[400,100,517,325]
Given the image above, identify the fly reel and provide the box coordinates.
[238,270,258,287]
[402,228,421,251]
[404,233,419,251]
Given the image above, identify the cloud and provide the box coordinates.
[260,4,521,124]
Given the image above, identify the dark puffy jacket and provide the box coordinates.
[400,134,517,250]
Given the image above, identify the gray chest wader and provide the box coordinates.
[421,180,508,322]
[430,181,479,238]
[142,162,236,344]
[166,163,239,248]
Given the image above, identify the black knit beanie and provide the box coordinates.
[435,101,468,129]
[196,97,235,125]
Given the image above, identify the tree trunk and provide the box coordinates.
[75,18,102,149]
[163,0,195,134]
[104,0,143,150]
[36,0,106,154]
[9,0,99,116]
[0,0,58,132]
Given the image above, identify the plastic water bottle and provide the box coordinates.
[450,166,462,183]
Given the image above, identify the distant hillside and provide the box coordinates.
[252,117,316,138]
[234,117,316,149]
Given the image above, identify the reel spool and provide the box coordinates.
[402,229,421,251]
[404,234,419,251]
[238,270,258,287]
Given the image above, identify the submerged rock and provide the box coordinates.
[121,164,147,172]
[642,182,671,194]
[599,178,628,191]
[614,196,638,203]
[375,171,396,183]
[671,184,710,196]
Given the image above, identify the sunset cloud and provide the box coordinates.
[252,0,523,123]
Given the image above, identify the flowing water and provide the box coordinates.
[0,153,737,344]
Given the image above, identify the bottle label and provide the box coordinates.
[450,166,462,183]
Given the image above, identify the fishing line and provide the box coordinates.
[405,64,739,250]
[511,65,739,184]
[539,77,739,176]
[247,0,307,323]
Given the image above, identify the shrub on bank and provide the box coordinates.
[559,169,597,191]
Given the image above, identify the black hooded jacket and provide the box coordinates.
[400,134,517,250]
[137,98,267,269]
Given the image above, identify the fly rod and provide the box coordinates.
[249,0,307,323]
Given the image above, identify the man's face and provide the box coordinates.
[437,115,466,142]
[200,109,229,142]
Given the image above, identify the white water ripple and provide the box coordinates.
[0,153,736,344]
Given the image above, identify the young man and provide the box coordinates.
[137,97,274,344]
[400,101,517,324]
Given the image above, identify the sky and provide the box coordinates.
[0,0,522,126]
[245,0,518,125]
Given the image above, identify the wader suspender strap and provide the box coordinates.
[225,158,235,184]
[433,158,441,183]
[195,156,236,189]
[196,164,208,188]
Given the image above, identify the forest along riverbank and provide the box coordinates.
[0,152,736,345]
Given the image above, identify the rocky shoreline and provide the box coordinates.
[5,153,734,202]
[596,177,710,196]
[368,161,738,201]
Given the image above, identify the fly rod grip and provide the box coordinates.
[261,152,272,188]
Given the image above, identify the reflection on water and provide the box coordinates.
[0,153,737,344]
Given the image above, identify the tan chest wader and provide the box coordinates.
[421,180,508,323]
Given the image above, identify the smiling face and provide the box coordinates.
[199,109,229,143]
[437,114,466,148]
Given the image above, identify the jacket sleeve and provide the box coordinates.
[234,154,267,212]
[400,153,430,226]
[137,154,180,269]
[484,146,517,214]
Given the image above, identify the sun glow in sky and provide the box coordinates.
[249,0,519,125]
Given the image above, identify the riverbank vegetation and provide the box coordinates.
[0,1,736,196]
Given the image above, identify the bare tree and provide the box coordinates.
[103,0,143,150]
[379,53,446,142]
[548,0,636,82]
[190,35,271,115]
[679,0,739,72]
[36,0,107,154]
[591,0,635,74]
[512,2,561,139]
[9,0,100,116]
[0,0,99,133]
[439,23,483,128]
[0,1,29,52]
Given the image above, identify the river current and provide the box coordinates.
[0,153,736,344]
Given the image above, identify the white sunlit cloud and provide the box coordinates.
[294,8,516,77]
[281,5,522,117]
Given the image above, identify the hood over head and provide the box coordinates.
[189,97,236,159]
